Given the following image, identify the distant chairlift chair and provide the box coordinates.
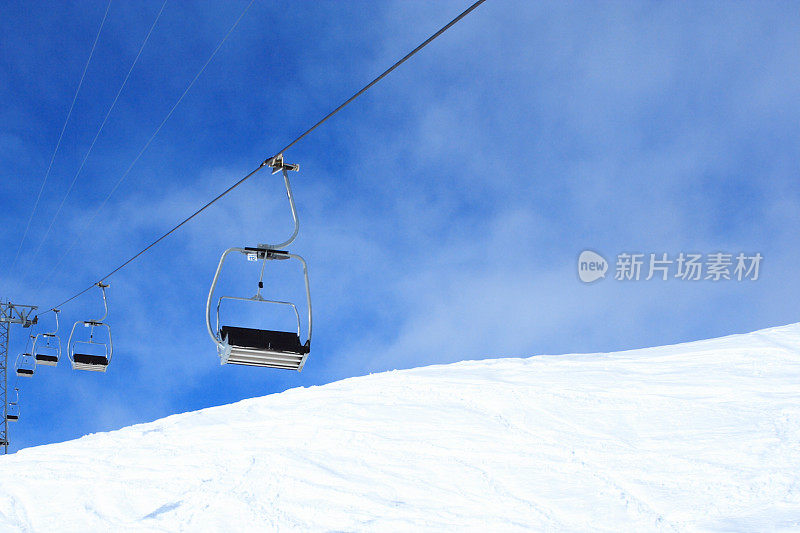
[33,308,61,366]
[15,348,35,377]
[206,155,312,370]
[67,283,113,372]
[6,388,20,421]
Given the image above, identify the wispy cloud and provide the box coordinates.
[1,1,798,450]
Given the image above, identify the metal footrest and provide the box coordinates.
[226,346,305,370]
[72,353,109,372]
[72,362,109,372]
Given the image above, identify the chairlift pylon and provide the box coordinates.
[206,155,312,370]
[67,283,113,372]
[33,308,61,366]
[6,388,20,422]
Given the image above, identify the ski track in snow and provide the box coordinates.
[1,324,799,531]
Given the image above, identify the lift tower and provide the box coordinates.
[0,302,37,454]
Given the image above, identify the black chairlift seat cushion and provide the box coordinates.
[35,353,58,363]
[73,353,110,366]
[16,368,33,375]
[221,326,309,355]
[6,414,18,420]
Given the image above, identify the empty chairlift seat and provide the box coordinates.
[220,326,310,369]
[206,156,313,372]
[6,391,19,421]
[67,284,113,372]
[34,334,60,366]
[16,353,35,377]
[35,352,59,365]
[69,324,111,372]
[33,309,61,366]
[72,351,110,371]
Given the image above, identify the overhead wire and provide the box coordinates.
[29,0,169,264]
[37,0,257,295]
[273,0,488,157]
[6,0,113,278]
[41,0,488,314]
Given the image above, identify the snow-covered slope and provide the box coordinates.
[1,325,799,532]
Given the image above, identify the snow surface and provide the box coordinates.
[1,325,799,532]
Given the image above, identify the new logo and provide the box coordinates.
[578,250,608,283]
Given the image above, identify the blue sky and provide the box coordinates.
[1,1,798,451]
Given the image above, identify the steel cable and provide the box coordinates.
[41,0,488,313]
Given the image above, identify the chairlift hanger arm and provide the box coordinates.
[36,308,60,337]
[92,283,109,323]
[261,161,301,250]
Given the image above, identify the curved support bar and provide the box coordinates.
[89,285,109,324]
[102,323,113,362]
[43,309,60,336]
[67,322,80,364]
[206,247,244,346]
[267,169,300,249]
[287,252,312,344]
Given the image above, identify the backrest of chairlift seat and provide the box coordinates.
[72,352,110,365]
[35,342,59,357]
[18,354,34,369]
[36,352,59,362]
[72,339,108,356]
[35,343,58,354]
[221,325,308,354]
[38,336,58,348]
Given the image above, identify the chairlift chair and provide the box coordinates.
[6,388,20,421]
[33,309,61,366]
[67,283,113,372]
[15,351,35,377]
[206,156,312,370]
